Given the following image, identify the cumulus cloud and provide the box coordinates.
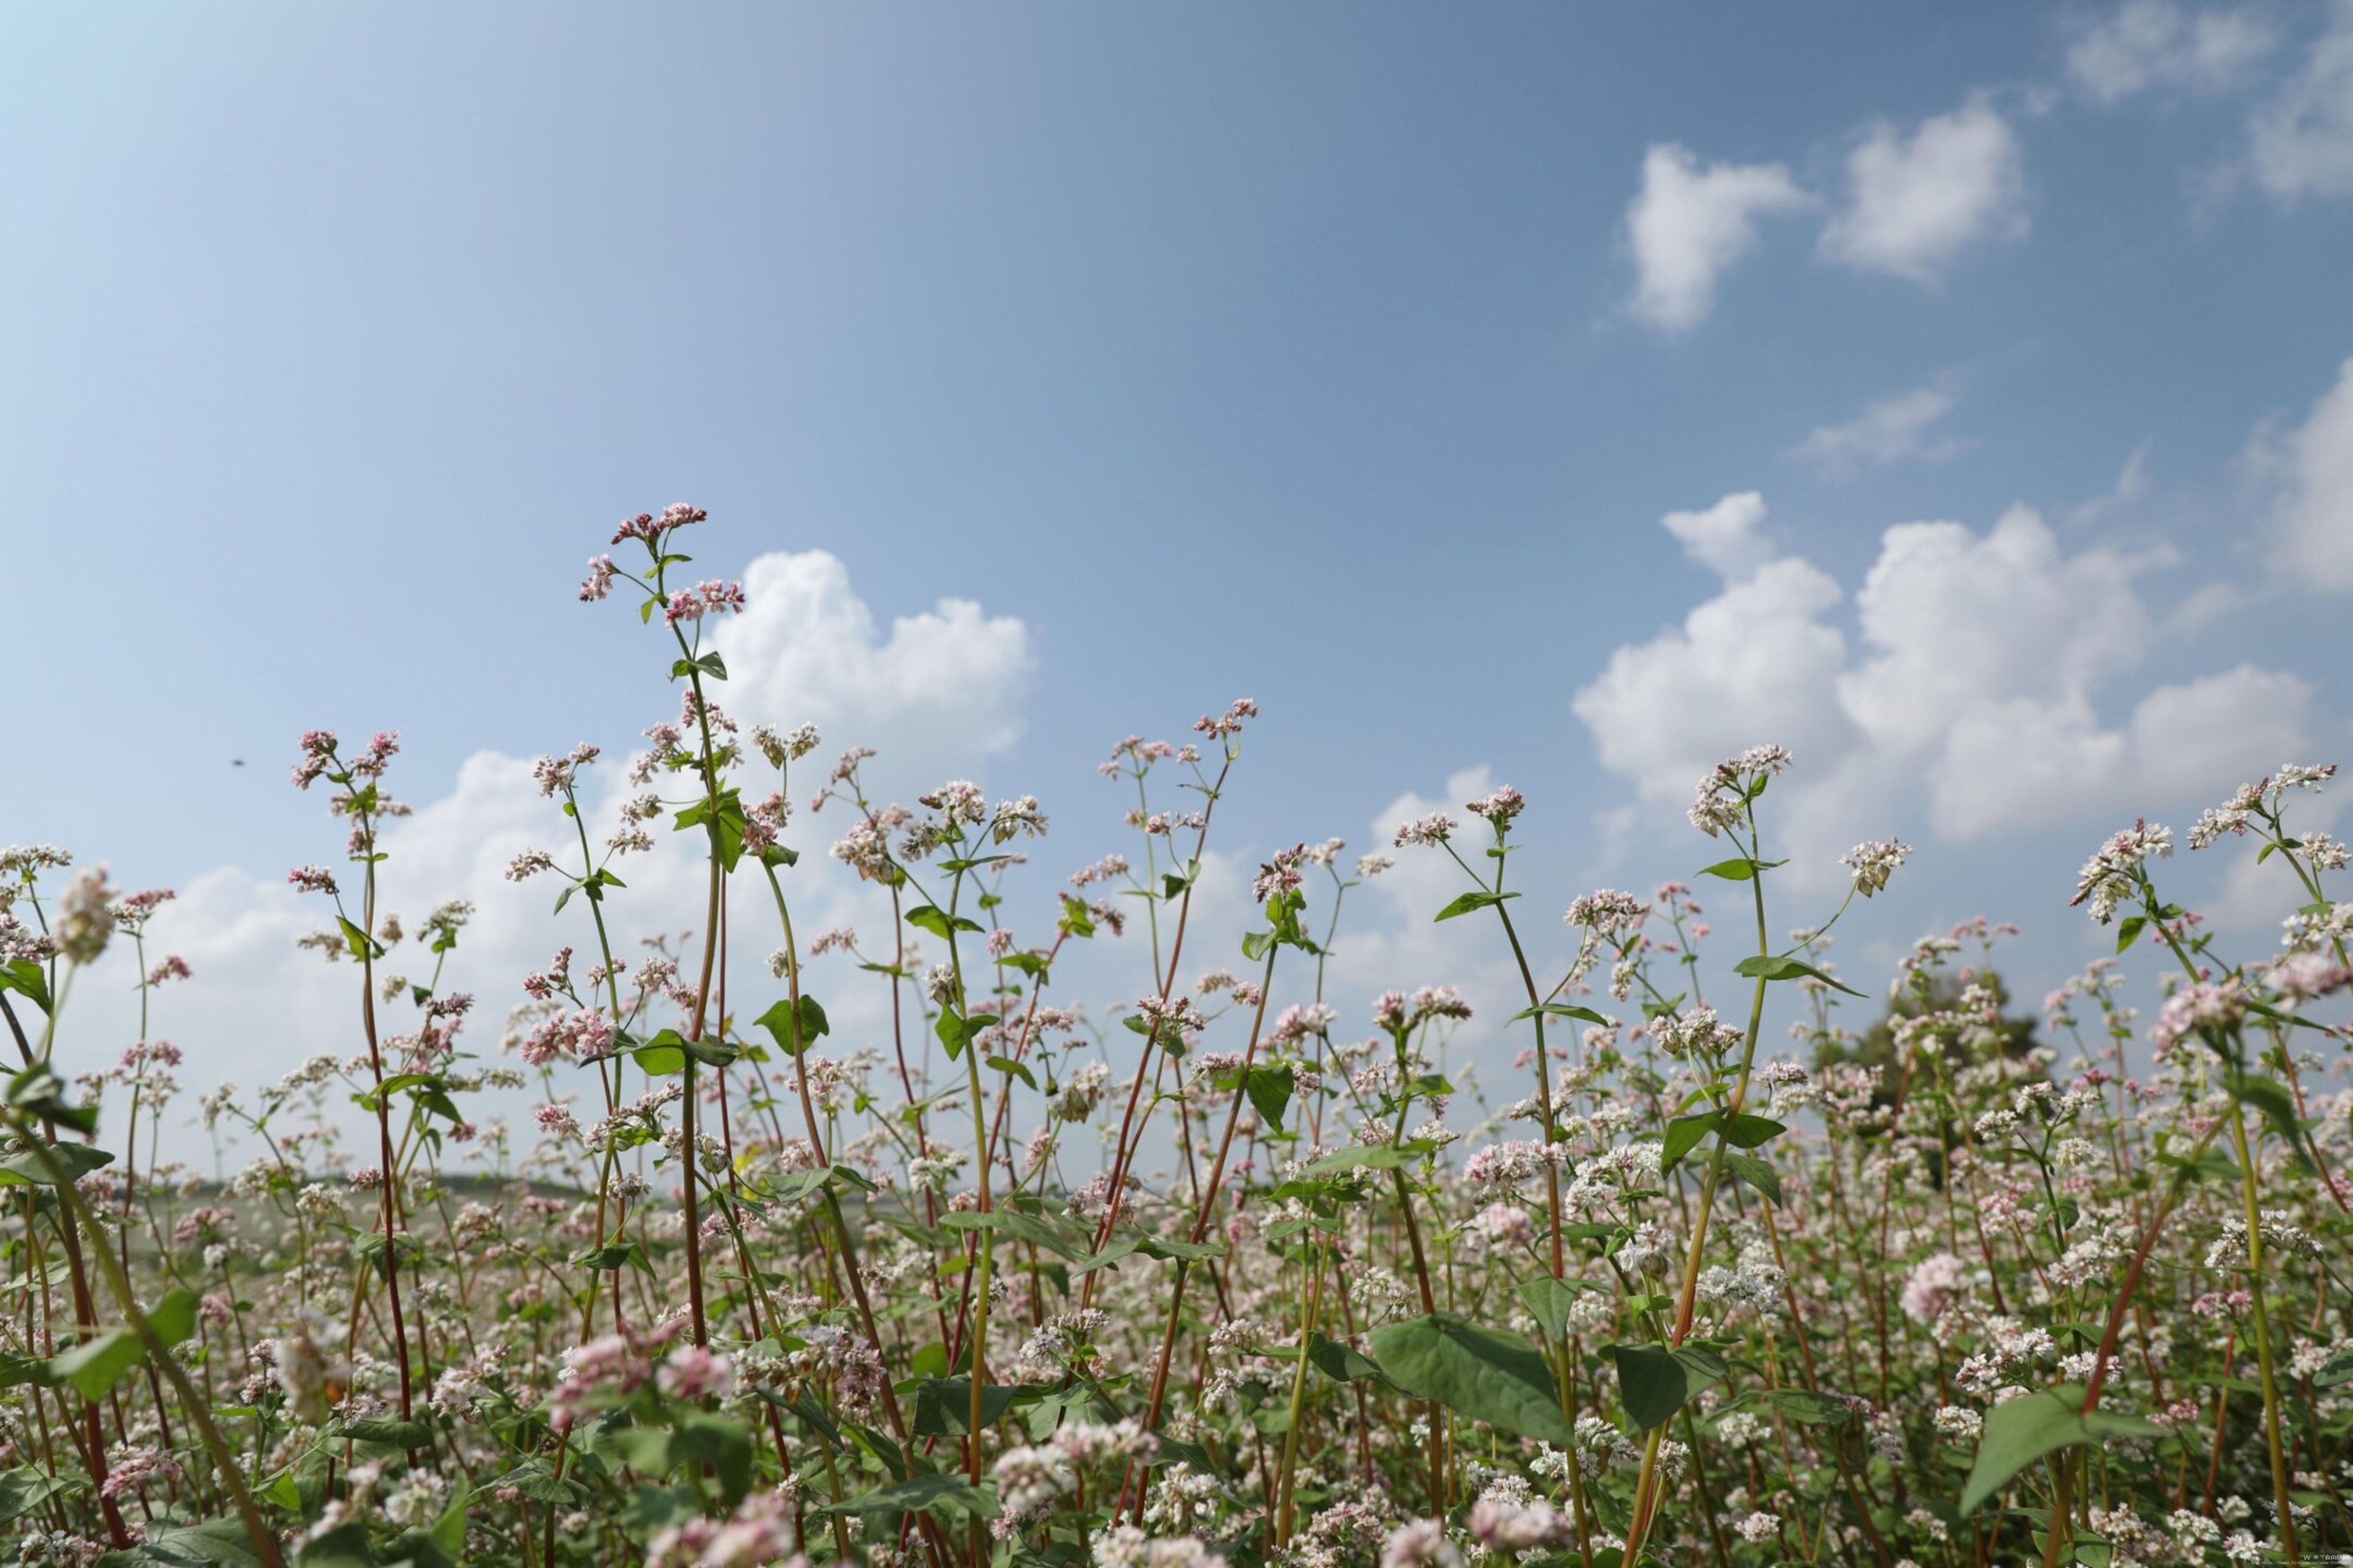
[1837,508,2164,756]
[2072,441,2153,524]
[1623,143,1814,332]
[1660,491,1776,580]
[715,548,1036,782]
[2253,356,2353,591]
[2068,1,2276,104]
[1929,665,2311,837]
[77,549,1037,1164]
[1571,495,2314,880]
[1790,385,1969,475]
[2248,2,2353,200]
[1571,556,1853,813]
[1820,98,2028,282]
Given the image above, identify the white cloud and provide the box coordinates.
[2072,440,2153,523]
[1571,497,2312,881]
[2068,2,2276,104]
[1571,552,1853,815]
[2256,356,2353,590]
[1660,491,1776,580]
[2248,2,2353,200]
[1820,98,2028,282]
[1929,666,2311,837]
[715,549,1036,781]
[1838,508,2163,756]
[78,550,1038,1164]
[1790,386,1968,475]
[2168,579,2249,632]
[1623,144,1814,332]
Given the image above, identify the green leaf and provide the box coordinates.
[570,1239,656,1277]
[2223,1073,2311,1166]
[2313,1348,2353,1388]
[132,1517,272,1566]
[910,1377,1026,1437]
[1720,1113,1786,1149]
[49,1330,144,1400]
[6,1065,98,1134]
[984,1054,1037,1089]
[1072,1232,1143,1275]
[1433,890,1517,923]
[0,1355,53,1391]
[1660,1113,1718,1175]
[1509,1002,1612,1026]
[2114,914,2146,954]
[0,1466,67,1526]
[1369,1311,1574,1443]
[336,917,385,962]
[1517,1275,1597,1342]
[934,1008,972,1061]
[1697,858,1785,881]
[148,1287,201,1349]
[1245,1063,1295,1133]
[823,1471,996,1523]
[633,1028,689,1076]
[0,1140,114,1186]
[1763,1388,1851,1427]
[1957,1386,2164,1517]
[938,1208,1077,1259]
[755,995,829,1056]
[1305,1331,1398,1389]
[907,905,983,939]
[296,1521,377,1567]
[257,1469,303,1512]
[0,960,51,1014]
[496,1459,587,1506]
[679,1036,740,1069]
[357,1070,437,1112]
[428,1480,471,1563]
[1724,1152,1783,1204]
[673,1411,754,1505]
[1612,1342,1729,1432]
[2246,997,2327,1031]
[1072,1225,1227,1275]
[1733,952,1864,997]
[334,1414,433,1449]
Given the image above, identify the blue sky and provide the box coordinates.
[7,3,2353,1160]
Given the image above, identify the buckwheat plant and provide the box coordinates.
[5,508,2351,1568]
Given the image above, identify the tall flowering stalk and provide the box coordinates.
[1615,747,1901,1563]
[1080,707,1255,1301]
[578,503,751,1345]
[10,506,2353,1568]
[288,727,420,1423]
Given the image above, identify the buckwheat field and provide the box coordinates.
[6,505,2351,1568]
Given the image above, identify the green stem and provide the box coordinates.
[20,1123,281,1567]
